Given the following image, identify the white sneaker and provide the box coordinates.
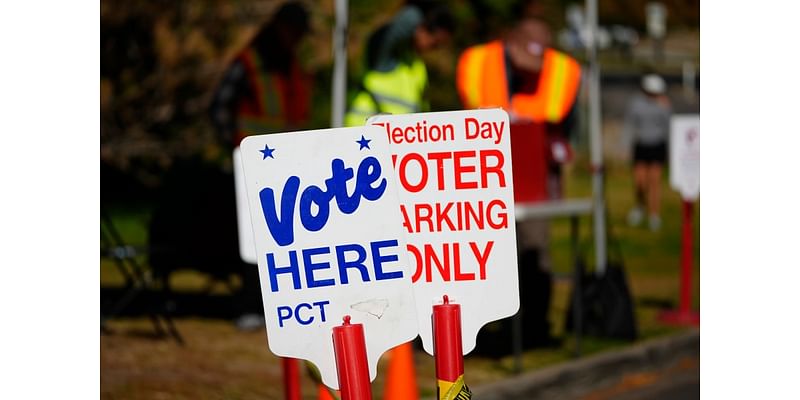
[648,214,662,232]
[627,207,644,226]
[235,314,265,331]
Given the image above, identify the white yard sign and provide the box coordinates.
[367,109,519,356]
[670,114,700,201]
[233,147,258,265]
[239,127,418,389]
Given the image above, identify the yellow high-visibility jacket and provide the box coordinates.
[344,58,428,127]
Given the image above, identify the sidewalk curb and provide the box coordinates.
[470,329,700,400]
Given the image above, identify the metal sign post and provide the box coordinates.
[585,0,607,275]
[646,2,667,64]
[331,0,348,128]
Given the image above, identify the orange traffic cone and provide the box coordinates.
[383,341,419,400]
[318,384,337,400]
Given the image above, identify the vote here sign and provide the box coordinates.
[239,126,418,389]
[367,109,520,356]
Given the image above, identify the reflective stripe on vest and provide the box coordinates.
[344,58,427,127]
[238,49,283,123]
[235,48,309,140]
[456,41,581,123]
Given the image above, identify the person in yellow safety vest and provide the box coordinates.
[344,2,455,127]
[457,15,582,352]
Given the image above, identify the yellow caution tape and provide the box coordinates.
[438,374,472,400]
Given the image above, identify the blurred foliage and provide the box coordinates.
[100,0,698,188]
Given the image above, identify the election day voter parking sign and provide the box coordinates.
[367,109,519,356]
[239,127,418,389]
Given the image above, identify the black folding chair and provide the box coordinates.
[100,209,184,344]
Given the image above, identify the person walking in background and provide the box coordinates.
[344,1,454,127]
[624,73,672,231]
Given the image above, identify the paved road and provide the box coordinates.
[612,373,699,400]
[578,356,699,400]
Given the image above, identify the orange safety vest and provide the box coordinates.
[456,41,581,124]
[235,48,310,145]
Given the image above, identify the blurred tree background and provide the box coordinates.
[100,0,698,196]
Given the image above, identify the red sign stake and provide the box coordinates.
[332,316,372,400]
[281,358,301,400]
[659,200,700,325]
[433,295,471,399]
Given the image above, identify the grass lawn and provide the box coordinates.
[101,159,699,399]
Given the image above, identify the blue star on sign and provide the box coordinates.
[356,135,372,150]
[259,144,275,159]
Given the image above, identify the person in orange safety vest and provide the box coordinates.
[211,1,311,151]
[208,1,312,331]
[457,15,581,351]
[456,16,581,201]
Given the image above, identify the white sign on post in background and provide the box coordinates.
[670,114,700,200]
[367,109,519,356]
[239,126,419,389]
